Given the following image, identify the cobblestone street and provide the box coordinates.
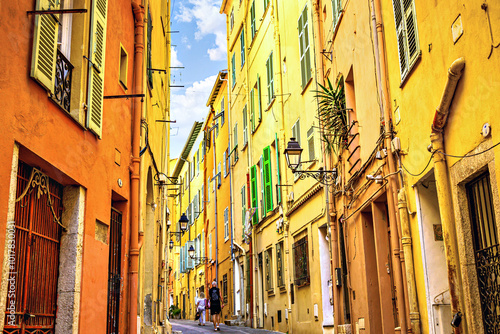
[170,319,283,334]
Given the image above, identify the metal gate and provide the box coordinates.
[4,161,63,334]
[467,173,500,333]
[106,209,122,334]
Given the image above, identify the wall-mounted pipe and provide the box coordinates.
[129,1,144,334]
[430,58,466,334]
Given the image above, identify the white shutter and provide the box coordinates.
[30,0,60,93]
[87,0,109,138]
[307,126,315,161]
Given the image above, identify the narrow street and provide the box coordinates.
[170,320,282,334]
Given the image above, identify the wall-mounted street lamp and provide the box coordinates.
[284,138,337,186]
[169,213,189,238]
[188,245,210,264]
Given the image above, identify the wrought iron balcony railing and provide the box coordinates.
[53,50,73,113]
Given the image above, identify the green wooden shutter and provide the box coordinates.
[392,0,407,77]
[257,75,262,121]
[298,6,311,89]
[232,53,236,88]
[250,165,258,224]
[87,0,108,138]
[275,134,281,204]
[404,0,419,65]
[240,28,245,67]
[263,146,273,213]
[250,92,256,132]
[241,185,246,236]
[30,0,60,93]
[260,156,265,218]
[266,53,274,105]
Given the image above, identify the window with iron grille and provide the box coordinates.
[391,0,420,81]
[293,236,310,286]
[466,172,500,332]
[223,274,228,303]
[265,248,273,291]
[276,241,284,287]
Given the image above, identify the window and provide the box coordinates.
[220,97,225,126]
[218,163,222,187]
[250,88,255,133]
[243,105,248,147]
[391,0,420,81]
[277,241,284,287]
[201,184,204,211]
[208,233,212,260]
[233,123,239,163]
[231,53,236,88]
[307,126,315,161]
[241,185,246,234]
[224,207,229,240]
[266,53,274,105]
[184,171,189,190]
[293,236,310,286]
[298,6,312,89]
[30,0,108,137]
[225,148,230,176]
[250,1,256,40]
[223,151,227,178]
[240,29,245,67]
[147,6,153,89]
[119,45,128,88]
[250,165,258,224]
[207,177,210,201]
[332,0,341,28]
[265,248,273,291]
[257,76,262,121]
[223,274,228,303]
[263,146,273,213]
[259,156,265,218]
[230,8,234,31]
[196,150,200,175]
[264,0,270,10]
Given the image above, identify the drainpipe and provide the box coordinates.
[130,1,144,334]
[371,0,407,331]
[397,188,421,334]
[233,241,247,323]
[311,0,341,328]
[430,57,466,334]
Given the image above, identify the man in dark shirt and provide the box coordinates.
[209,280,223,331]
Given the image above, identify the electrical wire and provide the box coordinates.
[399,150,435,177]
[437,141,500,158]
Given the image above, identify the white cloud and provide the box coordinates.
[175,0,227,61]
[170,47,183,67]
[170,75,218,157]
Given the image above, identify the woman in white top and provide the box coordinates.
[196,292,206,326]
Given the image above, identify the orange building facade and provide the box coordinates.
[0,0,170,333]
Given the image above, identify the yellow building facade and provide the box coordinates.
[381,0,500,333]
[137,0,173,333]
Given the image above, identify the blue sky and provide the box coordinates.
[169,0,227,158]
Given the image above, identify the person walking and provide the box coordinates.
[209,281,224,331]
[196,292,206,326]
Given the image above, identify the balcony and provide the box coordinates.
[53,50,73,113]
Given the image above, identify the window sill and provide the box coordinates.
[301,77,313,95]
[266,97,276,111]
[399,52,422,88]
[48,94,88,132]
[119,80,128,92]
[279,285,287,293]
[267,290,275,297]
[241,142,248,151]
